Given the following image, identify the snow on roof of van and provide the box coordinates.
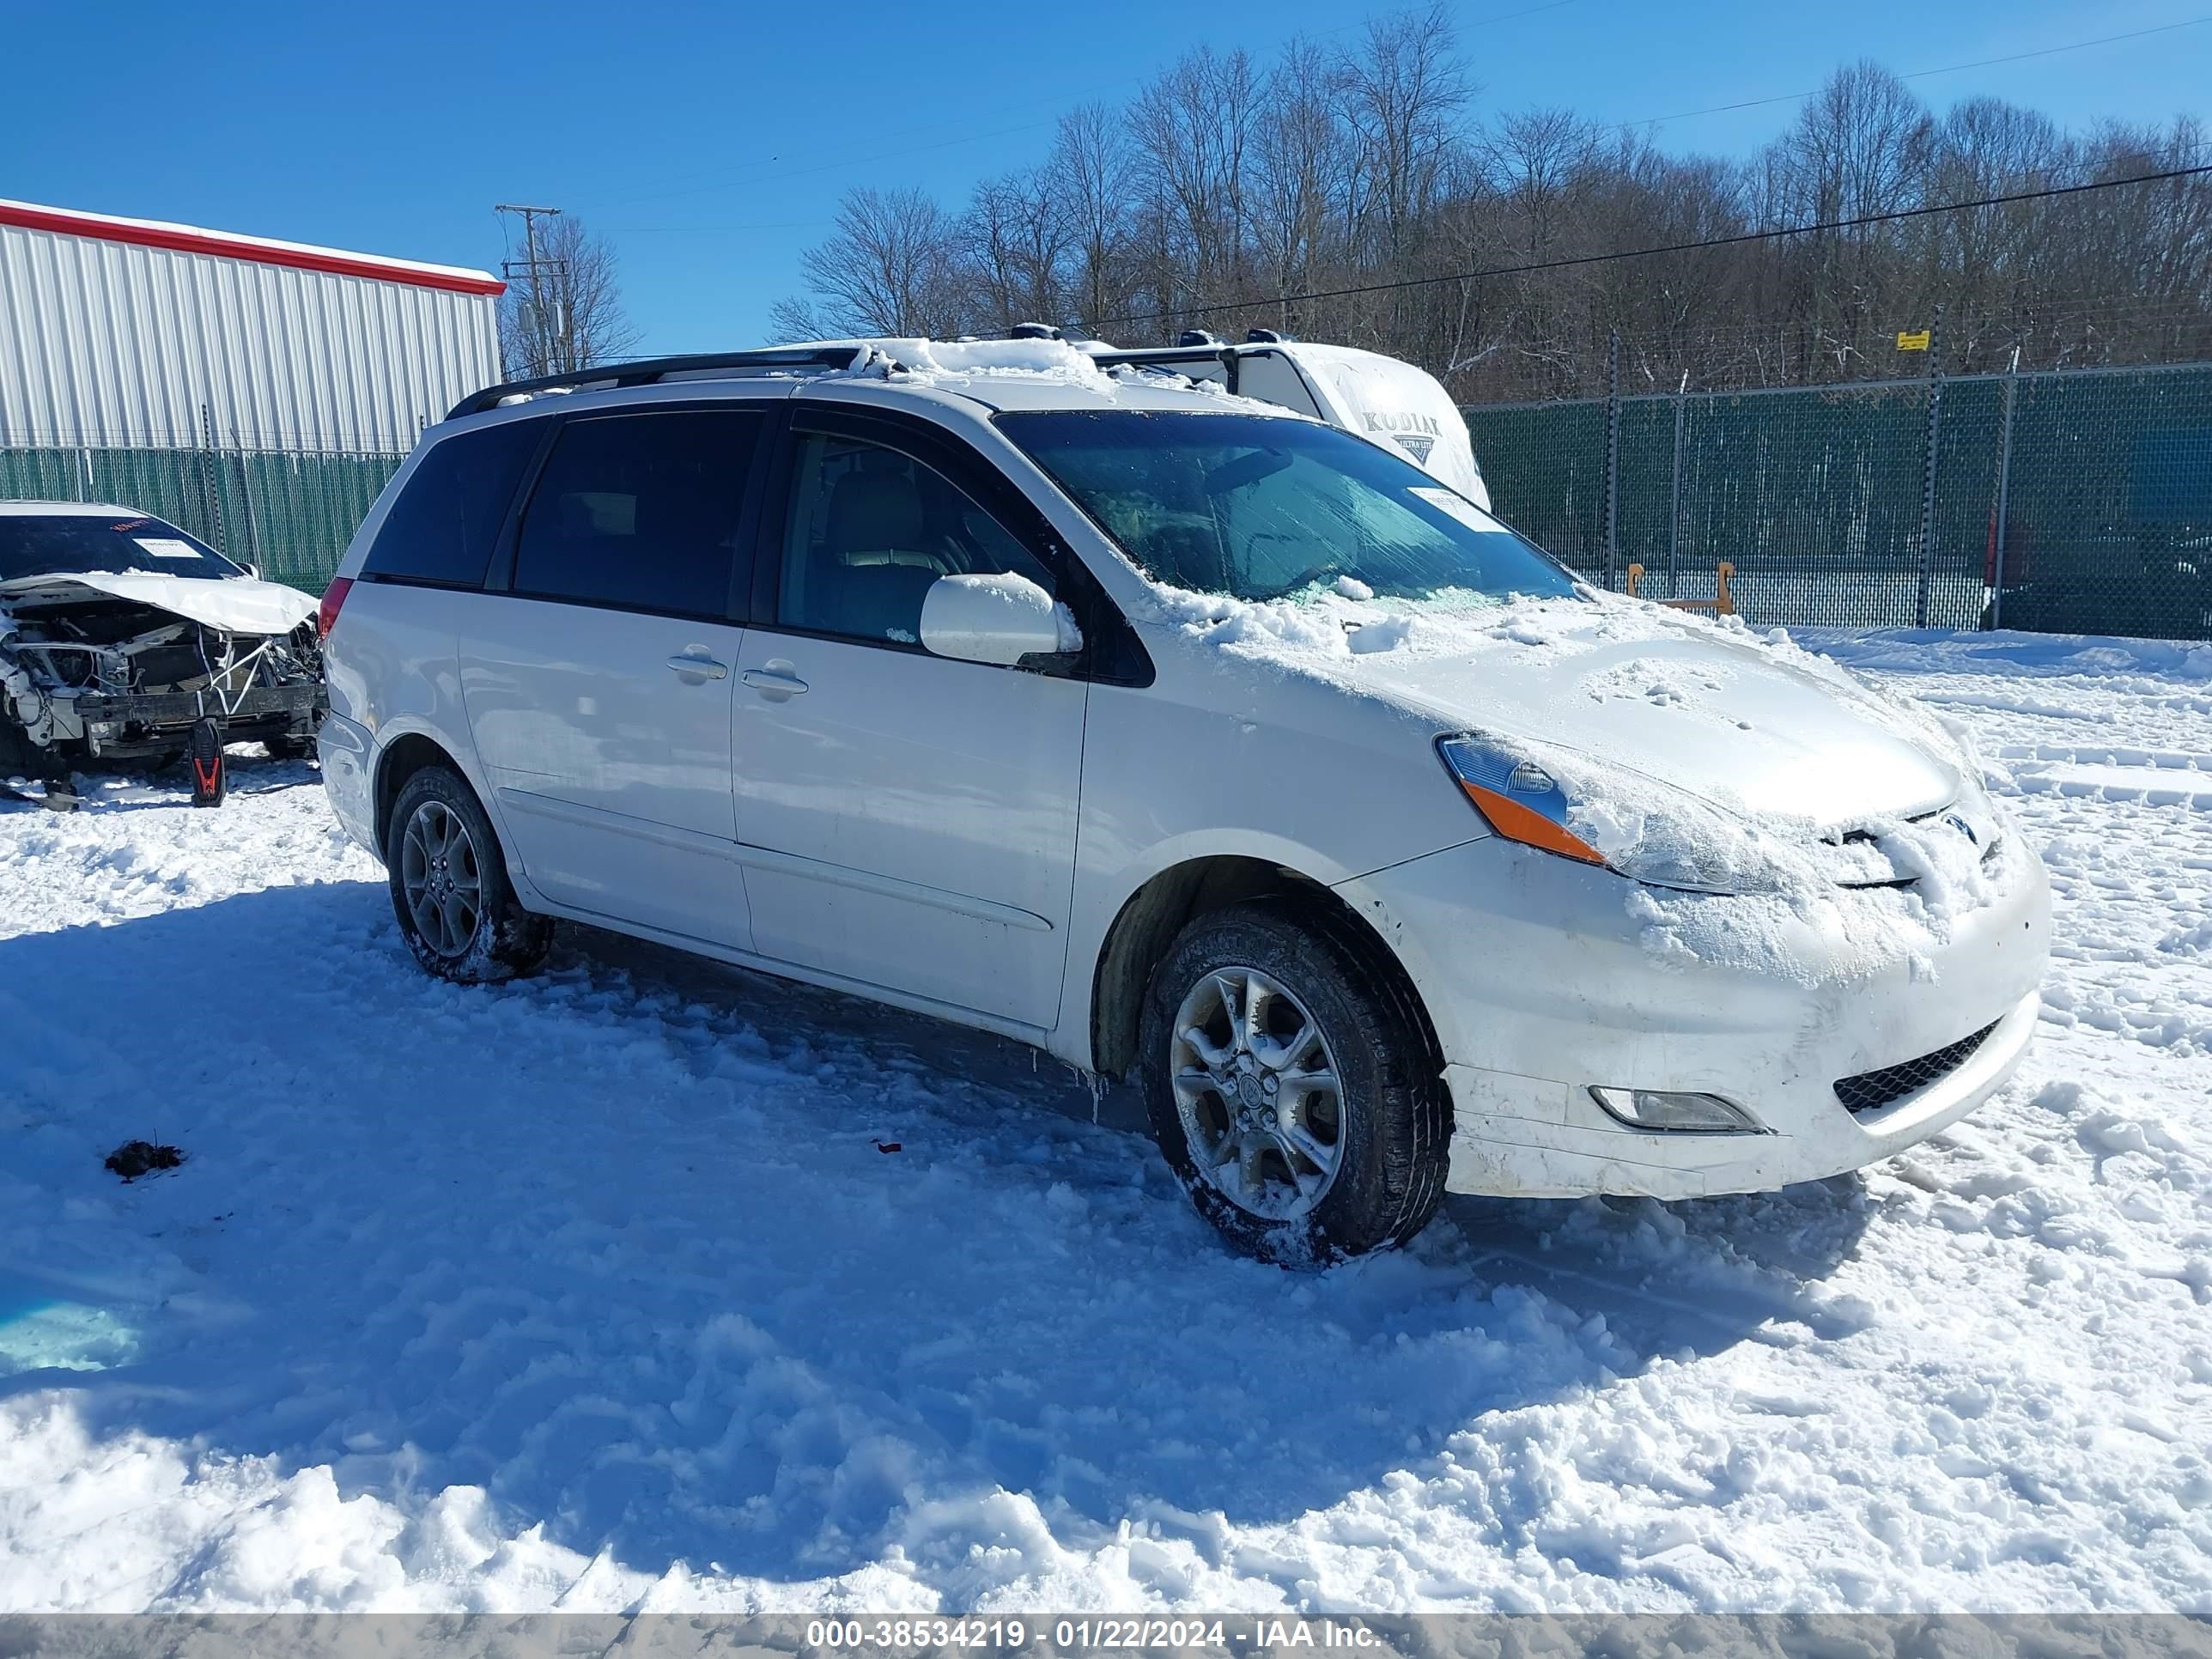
[793,337,1307,415]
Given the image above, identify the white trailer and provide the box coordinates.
[1090,332,1492,510]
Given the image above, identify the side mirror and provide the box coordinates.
[920,573,1070,666]
[240,562,262,580]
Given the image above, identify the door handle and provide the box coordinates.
[742,665,809,699]
[665,653,730,683]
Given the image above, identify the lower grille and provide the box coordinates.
[1835,1021,2000,1115]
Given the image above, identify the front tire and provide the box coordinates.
[1139,899,1449,1265]
[386,765,551,983]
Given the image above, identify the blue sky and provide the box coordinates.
[9,0,2208,355]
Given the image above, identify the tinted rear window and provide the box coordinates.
[512,409,762,617]
[0,514,236,582]
[363,417,544,587]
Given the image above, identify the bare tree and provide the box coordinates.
[1761,60,1935,374]
[498,216,641,377]
[963,168,1072,332]
[1053,103,1136,332]
[1251,39,1345,324]
[775,186,966,339]
[763,37,2212,394]
[1131,46,1261,312]
[1338,4,1468,265]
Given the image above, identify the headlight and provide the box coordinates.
[1437,732,1791,895]
[1432,733,1606,866]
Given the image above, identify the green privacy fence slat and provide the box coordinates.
[1994,367,2212,639]
[0,443,407,593]
[1467,361,2212,641]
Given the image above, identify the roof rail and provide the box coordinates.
[444,345,877,421]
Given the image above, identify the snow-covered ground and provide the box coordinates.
[1,629,2207,1614]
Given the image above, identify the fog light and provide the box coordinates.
[1589,1086,1766,1134]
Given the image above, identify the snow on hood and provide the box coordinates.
[1134,580,2034,975]
[2,570,319,635]
[1139,584,1964,827]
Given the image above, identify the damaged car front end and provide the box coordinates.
[0,503,324,808]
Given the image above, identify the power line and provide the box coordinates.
[591,8,2197,230]
[495,204,566,374]
[1093,162,2212,331]
[1631,16,2212,127]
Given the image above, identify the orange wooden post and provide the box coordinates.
[1641,561,1736,616]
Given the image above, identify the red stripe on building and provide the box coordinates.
[0,200,506,297]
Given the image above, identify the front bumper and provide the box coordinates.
[1334,834,2052,1200]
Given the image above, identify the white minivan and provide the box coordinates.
[319,337,2049,1262]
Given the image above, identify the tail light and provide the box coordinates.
[318,576,354,639]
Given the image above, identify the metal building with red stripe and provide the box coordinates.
[0,198,504,453]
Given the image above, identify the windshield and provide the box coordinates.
[0,514,240,584]
[997,410,1573,604]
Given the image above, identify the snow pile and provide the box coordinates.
[830,337,1120,395]
[3,640,2209,1615]
[817,337,1280,411]
[1131,585,1656,670]
[1807,627,2212,684]
[1614,810,2026,981]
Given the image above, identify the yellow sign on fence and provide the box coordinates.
[1897,329,1931,351]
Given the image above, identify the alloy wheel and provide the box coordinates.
[399,799,483,957]
[1169,965,1346,1220]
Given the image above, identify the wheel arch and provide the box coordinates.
[372,730,472,861]
[1089,854,1446,1085]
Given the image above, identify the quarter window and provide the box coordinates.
[364,416,544,587]
[776,431,1053,647]
[513,409,762,617]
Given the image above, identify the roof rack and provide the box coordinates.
[444,345,878,421]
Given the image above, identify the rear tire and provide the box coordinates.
[386,765,550,983]
[1139,898,1449,1265]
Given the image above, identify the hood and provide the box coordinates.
[0,569,319,636]
[1334,611,1959,828]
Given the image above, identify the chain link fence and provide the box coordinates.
[1467,358,2212,640]
[0,427,408,593]
[5,364,2209,640]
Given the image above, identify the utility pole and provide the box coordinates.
[495,204,563,375]
[1914,304,1945,629]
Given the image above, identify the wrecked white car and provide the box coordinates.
[0,501,323,808]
